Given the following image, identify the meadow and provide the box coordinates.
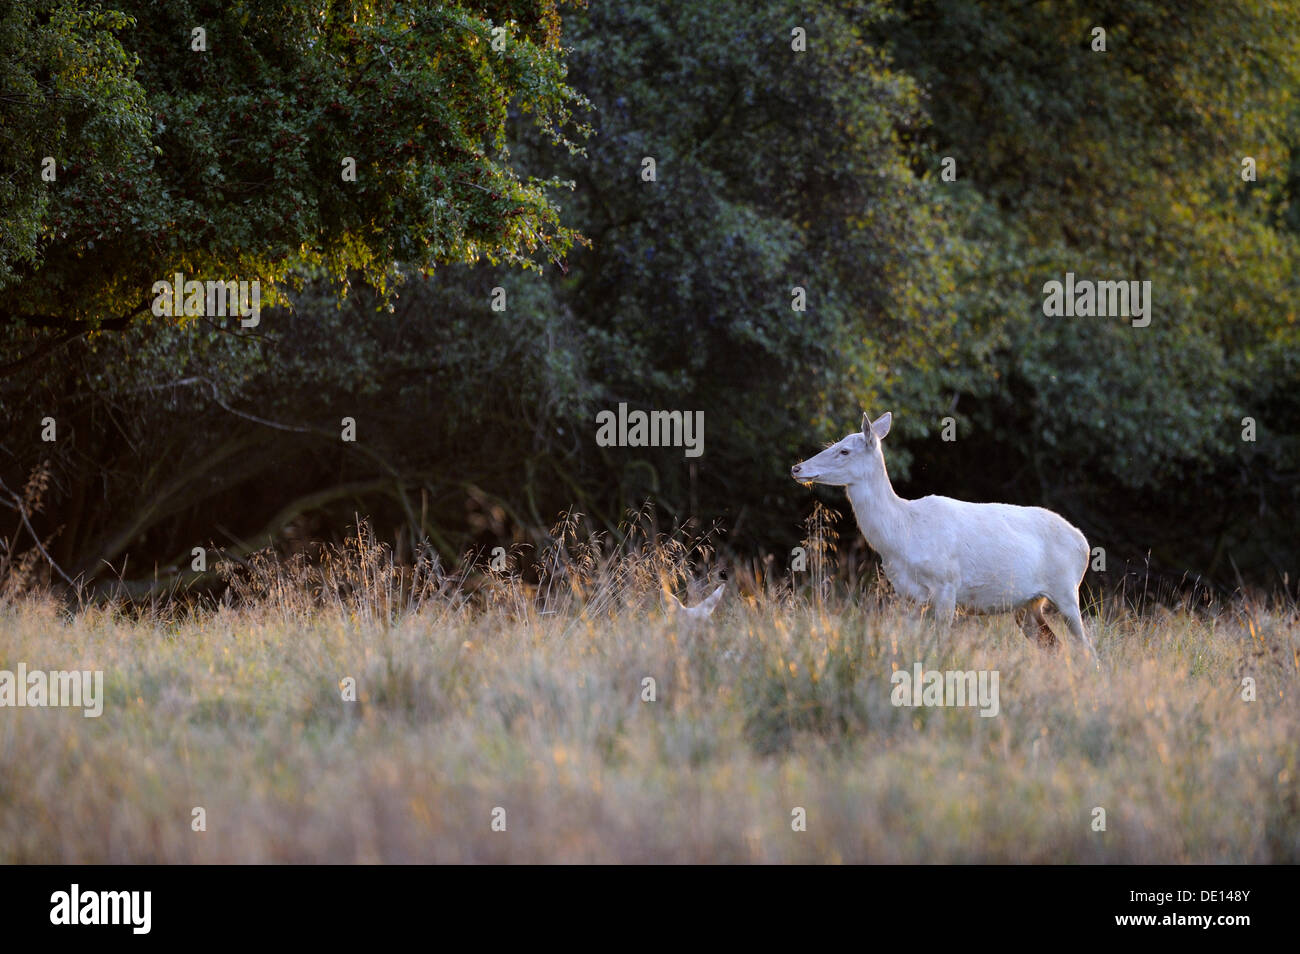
[1,520,1296,863]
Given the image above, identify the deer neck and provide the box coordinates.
[845,458,910,560]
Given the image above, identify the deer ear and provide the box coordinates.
[861,412,871,435]
[870,412,892,440]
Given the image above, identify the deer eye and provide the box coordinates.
[839,449,850,456]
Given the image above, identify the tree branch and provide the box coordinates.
[0,299,152,378]
[0,475,77,588]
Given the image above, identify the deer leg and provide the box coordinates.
[931,583,957,628]
[1033,603,1059,652]
[1018,598,1058,652]
[1054,589,1097,659]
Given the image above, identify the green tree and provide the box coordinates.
[6,0,962,589]
[0,1,146,298]
[1,0,588,351]
[885,0,1300,584]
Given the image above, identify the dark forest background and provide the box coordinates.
[2,0,1297,599]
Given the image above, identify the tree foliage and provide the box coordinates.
[2,0,1297,595]
[885,0,1300,582]
[0,0,588,339]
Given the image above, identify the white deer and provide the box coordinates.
[791,412,1095,656]
[663,583,725,623]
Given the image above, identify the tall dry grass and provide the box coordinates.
[0,515,1296,862]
